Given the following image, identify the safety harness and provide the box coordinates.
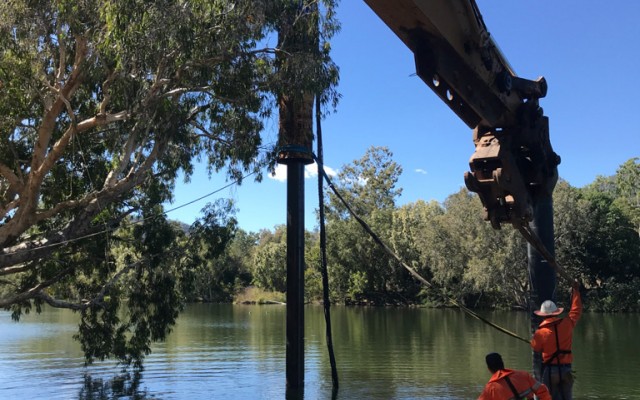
[502,373,541,400]
[542,321,572,400]
[503,375,522,399]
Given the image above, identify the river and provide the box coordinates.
[0,304,638,399]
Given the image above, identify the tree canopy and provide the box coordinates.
[2,0,637,373]
[296,154,639,311]
[0,0,339,369]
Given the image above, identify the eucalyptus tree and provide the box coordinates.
[181,201,251,303]
[0,0,338,369]
[579,186,640,286]
[554,171,640,311]
[303,229,323,302]
[324,146,403,303]
[389,200,445,303]
[614,157,640,237]
[252,225,288,293]
[552,179,593,285]
[250,226,321,298]
[423,189,529,308]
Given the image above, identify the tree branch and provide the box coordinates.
[0,229,91,273]
[32,36,88,175]
[0,109,130,241]
[190,122,232,146]
[99,70,118,115]
[0,133,161,270]
[36,109,130,181]
[0,198,19,221]
[0,267,74,308]
[35,292,88,311]
[55,23,66,88]
[34,259,130,311]
[105,120,140,188]
[5,37,90,244]
[0,263,33,277]
[163,86,215,97]
[0,163,23,193]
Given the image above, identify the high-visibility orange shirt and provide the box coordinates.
[531,288,582,364]
[478,369,551,400]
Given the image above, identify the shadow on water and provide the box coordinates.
[78,372,153,400]
[285,386,339,400]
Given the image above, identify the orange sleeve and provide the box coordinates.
[530,333,542,352]
[568,287,583,326]
[533,380,551,400]
[477,385,491,400]
[520,371,551,400]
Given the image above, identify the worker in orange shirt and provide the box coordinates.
[531,280,582,400]
[478,352,550,400]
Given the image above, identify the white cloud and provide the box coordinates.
[415,168,428,175]
[268,164,288,182]
[305,162,337,179]
[267,162,337,182]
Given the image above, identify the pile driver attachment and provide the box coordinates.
[364,0,560,228]
[464,127,534,229]
[464,107,560,229]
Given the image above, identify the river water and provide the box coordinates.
[0,304,638,399]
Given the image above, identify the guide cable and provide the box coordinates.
[312,155,530,344]
[315,94,339,392]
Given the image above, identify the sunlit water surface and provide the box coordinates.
[0,304,638,399]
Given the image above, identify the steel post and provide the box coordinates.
[286,161,305,391]
[528,192,556,380]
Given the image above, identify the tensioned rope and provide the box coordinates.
[516,223,575,285]
[312,155,531,344]
[315,95,339,391]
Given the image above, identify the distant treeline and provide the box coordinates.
[176,149,640,312]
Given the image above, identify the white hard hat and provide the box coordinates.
[534,300,564,317]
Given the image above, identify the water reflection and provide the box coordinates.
[78,373,149,400]
[1,305,638,399]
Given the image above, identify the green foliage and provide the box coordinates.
[318,153,640,311]
[614,158,640,236]
[74,212,186,370]
[303,231,323,302]
[324,146,404,304]
[574,182,640,285]
[72,199,239,370]
[588,277,640,312]
[182,200,249,303]
[176,154,640,313]
[0,0,340,371]
[252,225,288,292]
[553,179,592,279]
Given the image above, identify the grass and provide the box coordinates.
[234,286,286,304]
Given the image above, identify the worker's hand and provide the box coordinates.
[571,279,580,291]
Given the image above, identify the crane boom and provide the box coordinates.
[365,0,559,229]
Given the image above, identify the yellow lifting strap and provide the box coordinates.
[515,222,575,285]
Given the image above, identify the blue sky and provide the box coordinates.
[167,1,640,233]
